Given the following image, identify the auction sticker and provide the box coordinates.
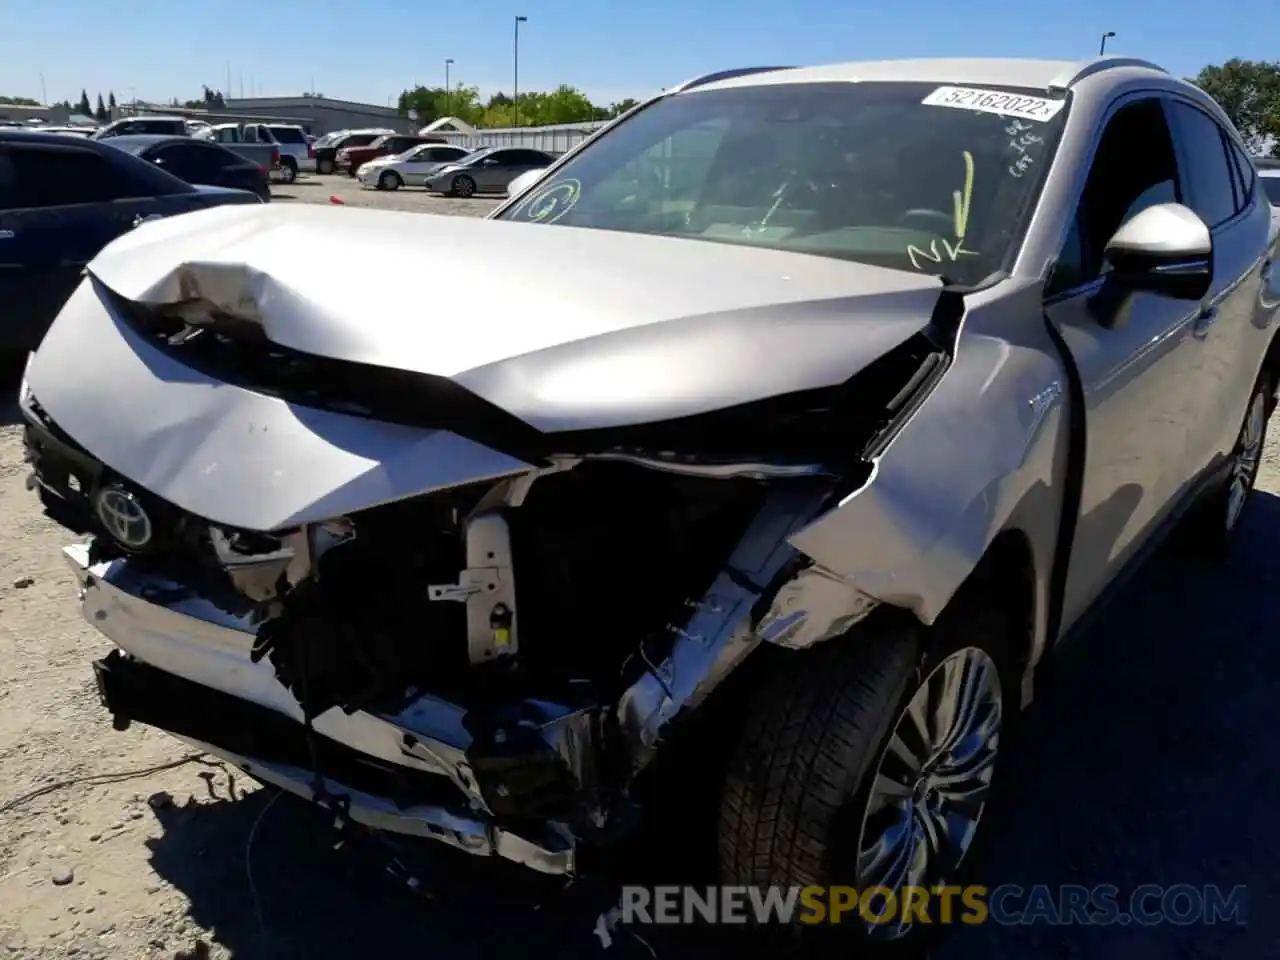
[922,86,1066,123]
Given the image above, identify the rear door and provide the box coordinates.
[0,141,164,350]
[1164,99,1277,470]
[404,146,465,184]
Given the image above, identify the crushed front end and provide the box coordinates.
[18,216,950,877]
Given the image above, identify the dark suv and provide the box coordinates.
[313,130,390,176]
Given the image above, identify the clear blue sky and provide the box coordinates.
[1,0,1275,109]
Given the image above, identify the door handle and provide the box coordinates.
[1192,304,1218,339]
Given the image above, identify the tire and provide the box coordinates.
[718,601,1014,955]
[378,170,402,191]
[1181,369,1274,557]
[451,175,476,198]
[278,159,297,185]
[317,157,334,175]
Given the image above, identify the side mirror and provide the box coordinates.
[1103,202,1212,301]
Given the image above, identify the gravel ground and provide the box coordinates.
[272,173,502,216]
[0,188,1278,958]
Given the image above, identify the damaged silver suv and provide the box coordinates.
[18,56,1280,950]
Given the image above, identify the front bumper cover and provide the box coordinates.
[66,543,586,875]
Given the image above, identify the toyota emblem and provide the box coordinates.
[94,486,153,549]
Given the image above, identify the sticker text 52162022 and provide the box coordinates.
[921,86,1066,123]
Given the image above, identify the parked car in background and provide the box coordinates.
[338,133,447,176]
[313,128,393,175]
[91,116,191,140]
[106,135,272,202]
[0,129,261,353]
[237,123,315,183]
[503,165,548,199]
[1258,157,1280,206]
[356,142,471,190]
[193,123,281,178]
[424,146,556,197]
[30,126,96,138]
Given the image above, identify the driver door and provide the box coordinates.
[1044,95,1213,633]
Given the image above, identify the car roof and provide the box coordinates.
[0,129,105,145]
[113,115,187,122]
[105,135,192,150]
[688,56,1170,95]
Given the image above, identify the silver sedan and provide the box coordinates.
[356,143,473,190]
[424,147,556,197]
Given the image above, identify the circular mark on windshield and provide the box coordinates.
[525,179,581,224]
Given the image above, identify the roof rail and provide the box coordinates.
[1047,56,1168,93]
[669,66,793,94]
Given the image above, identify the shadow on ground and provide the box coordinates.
[9,373,1262,957]
[0,353,27,426]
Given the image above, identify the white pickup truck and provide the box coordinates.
[195,122,312,183]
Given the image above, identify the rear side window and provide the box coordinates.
[1226,138,1257,211]
[1264,176,1280,206]
[1168,102,1238,228]
[0,145,148,208]
[138,120,185,136]
[269,127,307,144]
[344,134,378,148]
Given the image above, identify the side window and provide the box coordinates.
[3,146,144,207]
[155,144,215,181]
[1048,99,1180,296]
[1167,102,1237,228]
[1226,138,1257,212]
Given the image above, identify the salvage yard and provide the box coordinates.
[0,182,1278,959]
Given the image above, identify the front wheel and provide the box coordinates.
[378,170,402,191]
[718,608,1011,953]
[278,160,297,185]
[450,175,476,198]
[317,157,334,175]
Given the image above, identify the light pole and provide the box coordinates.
[514,15,527,128]
[1099,31,1115,55]
[445,58,454,117]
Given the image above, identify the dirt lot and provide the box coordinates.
[1,186,1278,958]
[272,173,503,216]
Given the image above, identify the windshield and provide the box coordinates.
[1263,176,1280,206]
[497,81,1068,285]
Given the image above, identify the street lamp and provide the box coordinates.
[445,58,454,117]
[514,15,528,128]
[1099,31,1115,55]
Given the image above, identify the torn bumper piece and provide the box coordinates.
[66,543,583,875]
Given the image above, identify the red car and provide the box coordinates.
[337,133,447,175]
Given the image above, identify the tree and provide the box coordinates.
[108,91,117,111]
[0,95,41,106]
[77,89,91,116]
[1190,59,1280,156]
[609,98,640,118]
[94,93,108,122]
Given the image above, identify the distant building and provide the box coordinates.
[0,103,53,124]
[221,96,410,136]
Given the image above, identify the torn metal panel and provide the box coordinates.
[755,561,881,649]
[615,483,828,769]
[788,300,1071,627]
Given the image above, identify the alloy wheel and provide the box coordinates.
[855,646,1002,940]
[1225,389,1266,533]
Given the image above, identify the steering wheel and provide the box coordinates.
[899,208,955,234]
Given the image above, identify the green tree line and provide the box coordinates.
[397,84,639,129]
[1190,59,1280,156]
